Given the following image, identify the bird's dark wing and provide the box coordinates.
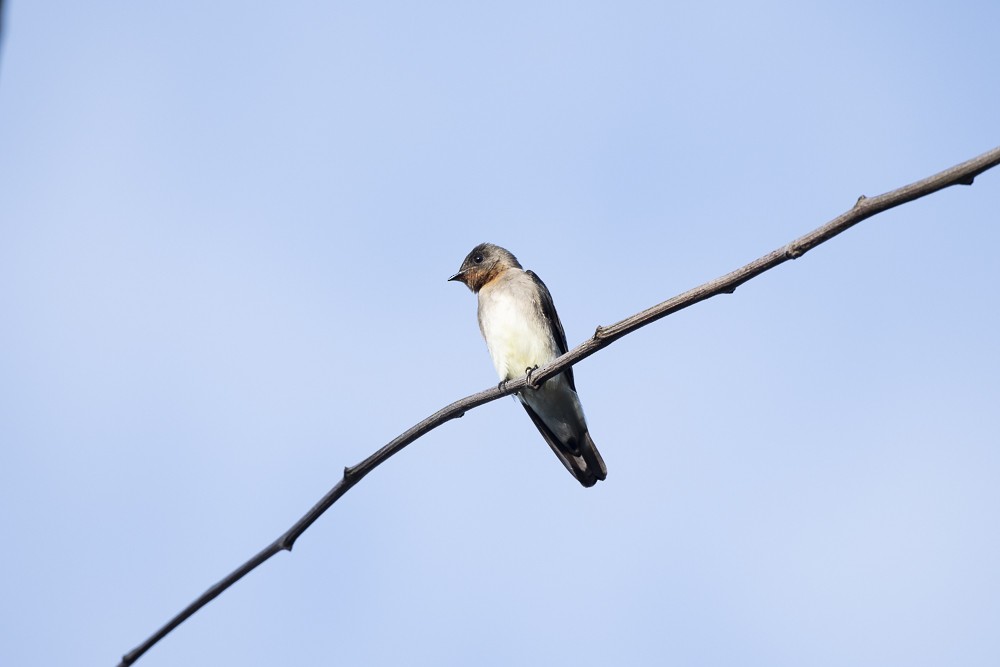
[525,270,574,391]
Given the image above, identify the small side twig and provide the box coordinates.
[119,145,1000,666]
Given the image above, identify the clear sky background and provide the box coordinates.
[1,2,998,665]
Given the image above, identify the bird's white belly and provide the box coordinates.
[478,288,557,381]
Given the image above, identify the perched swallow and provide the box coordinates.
[450,243,607,487]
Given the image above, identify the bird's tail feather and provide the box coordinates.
[576,431,607,487]
[519,402,607,488]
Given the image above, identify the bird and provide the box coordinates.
[449,242,607,487]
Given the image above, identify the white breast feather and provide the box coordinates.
[478,274,559,381]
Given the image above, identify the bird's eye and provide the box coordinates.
[473,254,484,263]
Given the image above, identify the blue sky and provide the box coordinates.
[2,1,999,665]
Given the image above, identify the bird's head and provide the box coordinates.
[448,243,521,292]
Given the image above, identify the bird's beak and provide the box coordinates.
[448,270,466,283]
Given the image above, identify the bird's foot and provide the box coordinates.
[525,365,540,389]
[497,379,509,392]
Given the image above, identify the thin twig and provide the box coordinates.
[118,145,1000,666]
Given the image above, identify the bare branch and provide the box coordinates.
[118,145,1000,666]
